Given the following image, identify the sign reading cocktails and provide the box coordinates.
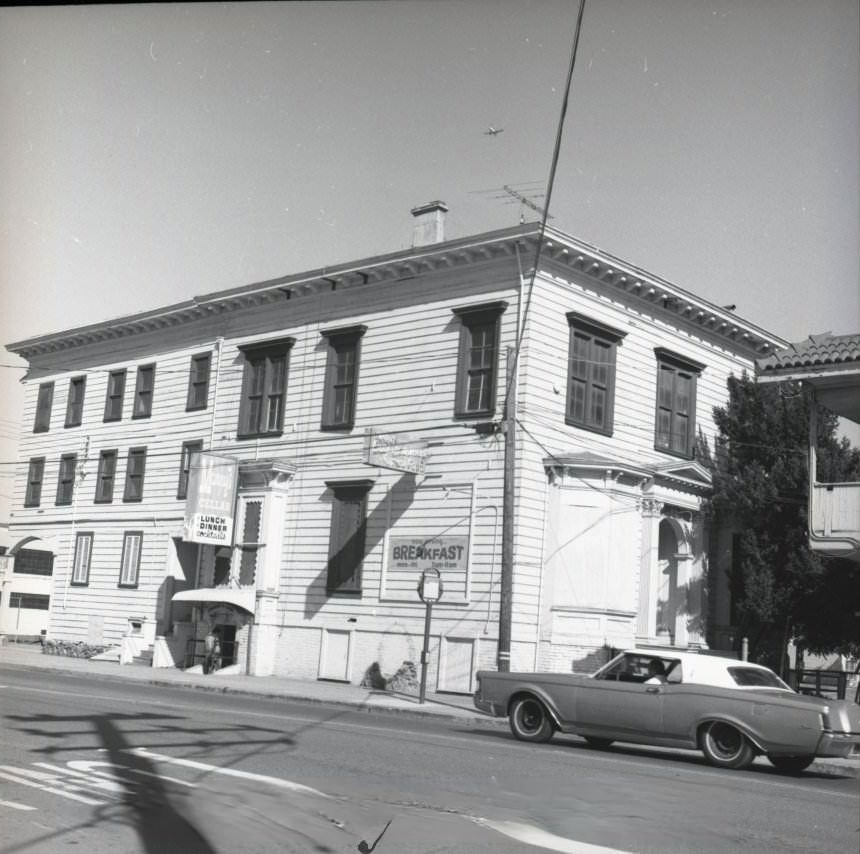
[183,452,239,546]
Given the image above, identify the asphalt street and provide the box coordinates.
[1,666,858,854]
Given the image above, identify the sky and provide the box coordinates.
[1,0,858,522]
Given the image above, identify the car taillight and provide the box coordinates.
[820,711,832,732]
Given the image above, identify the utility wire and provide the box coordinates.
[505,0,587,408]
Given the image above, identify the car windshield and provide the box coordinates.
[728,666,790,689]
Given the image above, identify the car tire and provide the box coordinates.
[699,721,755,770]
[509,696,555,743]
[767,755,815,774]
[584,737,614,749]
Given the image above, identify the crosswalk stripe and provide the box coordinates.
[0,798,36,811]
[0,769,105,806]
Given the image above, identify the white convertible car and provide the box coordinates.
[473,650,860,772]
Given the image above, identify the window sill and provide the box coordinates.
[117,584,139,589]
[654,444,694,461]
[320,422,354,432]
[185,404,208,413]
[70,582,89,587]
[237,430,284,440]
[131,413,152,420]
[566,418,614,437]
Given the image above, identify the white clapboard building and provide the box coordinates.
[4,207,785,688]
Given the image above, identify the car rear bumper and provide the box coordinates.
[473,694,503,717]
[817,732,860,758]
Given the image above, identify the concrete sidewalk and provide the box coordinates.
[2,641,858,778]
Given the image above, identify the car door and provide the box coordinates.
[576,678,665,740]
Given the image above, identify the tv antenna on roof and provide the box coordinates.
[471,182,554,223]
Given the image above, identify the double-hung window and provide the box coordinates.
[237,338,294,438]
[119,531,143,588]
[654,348,705,459]
[452,301,507,418]
[25,457,45,507]
[132,364,155,418]
[177,440,204,500]
[321,325,366,430]
[123,447,147,502]
[104,369,126,422]
[55,453,77,506]
[95,450,118,503]
[566,313,626,435]
[186,353,211,411]
[325,479,373,594]
[71,532,93,585]
[65,376,86,427]
[34,382,54,432]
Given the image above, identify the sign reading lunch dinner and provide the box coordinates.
[183,453,239,546]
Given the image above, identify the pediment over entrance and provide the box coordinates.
[650,460,712,493]
[545,453,712,496]
[238,458,297,490]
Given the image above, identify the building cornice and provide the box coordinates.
[7,222,785,361]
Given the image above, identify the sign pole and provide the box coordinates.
[419,600,433,704]
[417,566,443,704]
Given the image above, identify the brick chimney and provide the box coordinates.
[410,201,448,246]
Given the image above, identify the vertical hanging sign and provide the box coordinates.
[183,452,239,546]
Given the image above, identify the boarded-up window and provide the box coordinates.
[14,549,54,576]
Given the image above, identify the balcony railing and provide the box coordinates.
[809,481,860,559]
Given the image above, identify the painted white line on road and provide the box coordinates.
[66,759,197,788]
[0,768,105,806]
[0,798,36,811]
[472,818,633,854]
[127,747,333,798]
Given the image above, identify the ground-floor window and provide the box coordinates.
[9,592,50,610]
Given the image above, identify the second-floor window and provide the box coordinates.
[321,325,366,430]
[186,353,211,411]
[104,369,126,422]
[566,313,626,435]
[55,453,77,506]
[237,338,294,438]
[65,376,86,427]
[177,439,203,499]
[95,449,118,503]
[25,457,45,507]
[654,348,705,459]
[34,382,54,433]
[123,447,147,502]
[132,364,155,418]
[452,302,507,418]
[71,532,93,585]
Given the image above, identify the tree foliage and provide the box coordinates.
[706,374,860,667]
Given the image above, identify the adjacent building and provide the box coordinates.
[4,210,786,688]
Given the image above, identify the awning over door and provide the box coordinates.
[171,587,256,614]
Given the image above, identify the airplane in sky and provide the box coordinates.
[484,126,504,136]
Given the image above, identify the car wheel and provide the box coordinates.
[584,737,614,749]
[768,755,815,774]
[509,696,555,743]
[700,721,755,770]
